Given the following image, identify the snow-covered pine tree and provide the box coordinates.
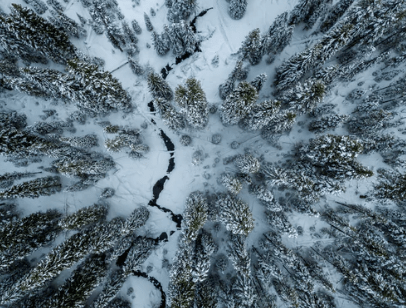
[144,12,153,31]
[297,134,373,180]
[58,203,108,230]
[168,21,196,56]
[153,98,186,131]
[66,59,133,114]
[0,171,39,189]
[227,233,251,276]
[239,99,280,131]
[228,0,248,20]
[319,0,355,33]
[261,110,296,145]
[239,28,263,65]
[131,19,142,34]
[262,12,294,57]
[308,114,348,133]
[152,31,171,56]
[250,73,267,92]
[41,253,109,308]
[92,268,127,308]
[234,153,260,174]
[220,172,243,195]
[167,0,197,23]
[218,77,235,100]
[49,9,87,38]
[0,176,61,199]
[128,57,144,75]
[289,0,325,26]
[192,231,216,283]
[215,193,254,236]
[0,4,77,64]
[175,78,209,129]
[184,191,208,242]
[279,79,326,114]
[147,72,173,100]
[0,210,62,270]
[220,81,258,125]
[374,169,406,205]
[168,241,196,308]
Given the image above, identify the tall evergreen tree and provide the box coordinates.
[228,0,248,20]
[220,81,258,125]
[239,28,263,65]
[153,98,186,131]
[147,72,173,100]
[183,191,208,242]
[0,176,61,199]
[167,0,197,22]
[175,78,209,129]
[0,4,77,64]
[215,193,254,236]
[239,99,280,131]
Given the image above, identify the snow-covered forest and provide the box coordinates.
[1,0,406,307]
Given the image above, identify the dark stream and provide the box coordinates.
[160,7,213,79]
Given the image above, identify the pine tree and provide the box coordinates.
[279,79,326,114]
[215,193,254,236]
[0,171,40,189]
[218,77,235,100]
[58,203,108,230]
[289,0,325,26]
[192,231,216,283]
[262,12,294,56]
[144,13,153,31]
[49,9,87,38]
[152,31,171,56]
[147,72,173,100]
[131,19,142,34]
[250,73,267,92]
[0,176,61,199]
[227,233,251,276]
[319,0,355,32]
[92,268,127,308]
[228,0,248,20]
[184,191,208,242]
[123,236,155,274]
[0,210,62,270]
[220,172,243,195]
[167,0,197,23]
[175,78,209,129]
[153,98,186,131]
[239,99,280,131]
[42,253,109,308]
[308,114,348,133]
[0,4,77,64]
[128,57,144,75]
[220,81,258,125]
[234,153,260,174]
[374,169,406,205]
[239,28,263,65]
[168,21,196,56]
[261,110,296,144]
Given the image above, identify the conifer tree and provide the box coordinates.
[250,73,267,92]
[49,9,87,38]
[168,21,196,56]
[42,253,109,308]
[175,78,209,129]
[58,203,108,230]
[218,77,235,100]
[184,191,208,242]
[239,28,263,65]
[215,193,254,236]
[0,210,62,270]
[319,0,355,32]
[239,99,280,131]
[153,98,186,131]
[228,0,248,20]
[144,13,153,31]
[0,4,77,64]
[128,57,144,75]
[0,171,40,189]
[152,31,171,56]
[220,81,258,125]
[0,176,61,199]
[374,169,406,205]
[262,12,294,57]
[147,72,173,100]
[131,19,142,34]
[220,172,243,195]
[167,0,197,23]
[280,79,326,114]
[234,153,260,174]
